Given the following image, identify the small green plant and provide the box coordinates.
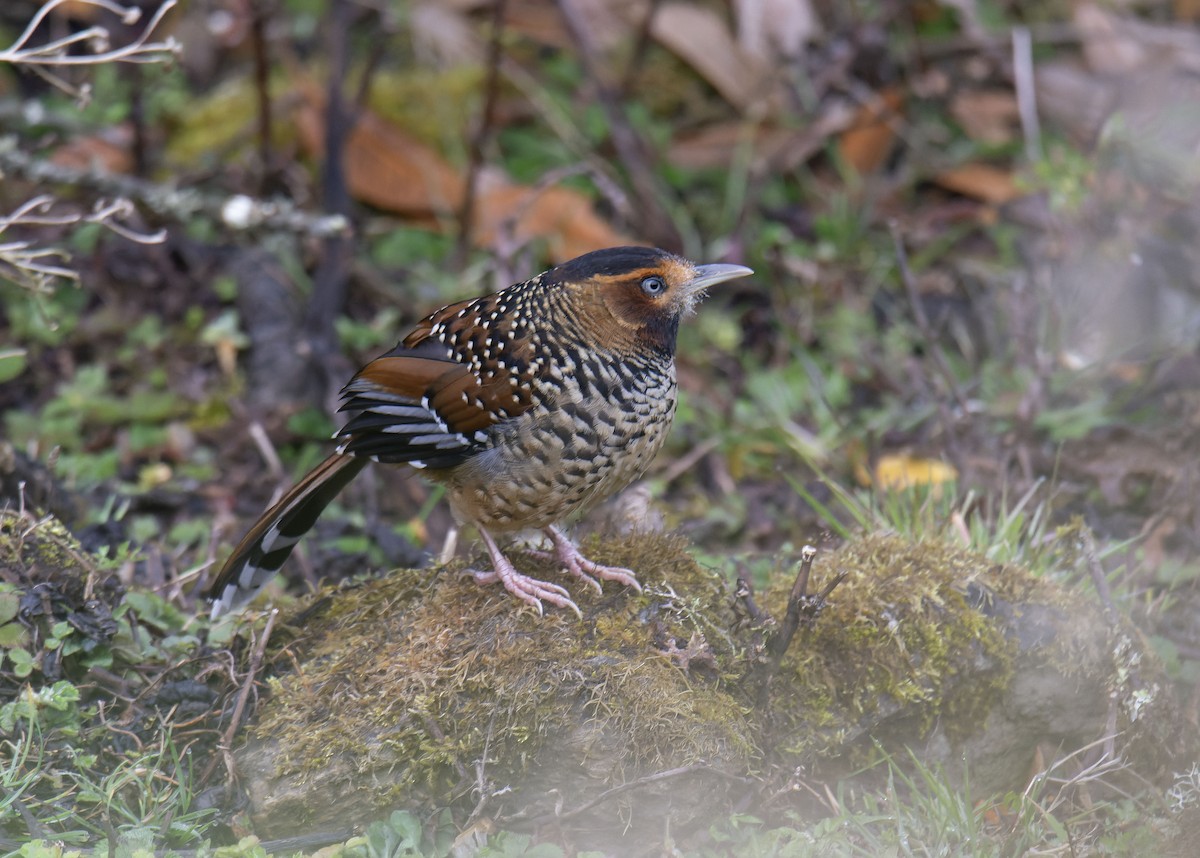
[0,721,217,848]
[0,509,230,848]
[474,835,566,858]
[1024,138,1095,214]
[4,362,191,485]
[0,680,82,736]
[0,278,89,347]
[335,810,455,858]
[336,307,405,352]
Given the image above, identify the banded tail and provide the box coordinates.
[207,454,367,618]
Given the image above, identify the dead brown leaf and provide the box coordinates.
[932,163,1021,205]
[837,87,905,175]
[50,128,135,175]
[504,0,638,52]
[667,122,792,170]
[950,90,1019,145]
[650,2,769,110]
[294,84,464,215]
[668,103,858,173]
[1179,0,1200,21]
[293,83,627,260]
[474,179,630,263]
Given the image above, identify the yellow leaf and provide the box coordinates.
[138,463,173,492]
[874,454,958,492]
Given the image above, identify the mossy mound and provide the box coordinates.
[238,534,756,841]
[764,535,1019,766]
[236,531,1187,844]
[762,534,1186,791]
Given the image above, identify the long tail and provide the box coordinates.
[207,453,368,618]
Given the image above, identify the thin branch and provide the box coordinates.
[0,137,350,239]
[200,609,279,786]
[555,0,681,249]
[247,420,285,482]
[301,0,366,404]
[465,715,502,827]
[1081,528,1117,617]
[249,0,275,185]
[0,195,165,289]
[1012,26,1042,162]
[454,0,508,266]
[767,547,845,661]
[519,763,748,827]
[0,0,179,68]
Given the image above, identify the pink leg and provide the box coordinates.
[470,526,582,619]
[525,525,643,595]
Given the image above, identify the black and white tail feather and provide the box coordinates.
[207,454,367,619]
[207,354,487,618]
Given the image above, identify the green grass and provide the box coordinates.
[6,748,1187,856]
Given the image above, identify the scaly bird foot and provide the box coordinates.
[471,527,582,619]
[521,525,643,596]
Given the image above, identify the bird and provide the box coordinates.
[207,246,752,619]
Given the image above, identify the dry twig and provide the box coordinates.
[0,194,164,291]
[0,138,349,292]
[0,0,179,101]
[555,0,681,248]
[200,609,279,786]
[1012,26,1043,162]
[455,0,508,265]
[767,547,846,662]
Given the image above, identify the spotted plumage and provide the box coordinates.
[207,246,753,618]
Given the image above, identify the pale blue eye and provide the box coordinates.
[641,276,666,296]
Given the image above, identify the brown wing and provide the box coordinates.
[336,290,538,469]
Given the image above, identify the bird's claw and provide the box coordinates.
[471,526,638,619]
[538,526,643,594]
[468,564,582,620]
[522,548,603,594]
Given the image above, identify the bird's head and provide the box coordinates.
[551,246,753,354]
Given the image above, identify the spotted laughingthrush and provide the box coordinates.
[207,246,753,619]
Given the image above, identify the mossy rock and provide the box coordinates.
[235,532,1187,844]
[238,534,755,842]
[760,535,1187,793]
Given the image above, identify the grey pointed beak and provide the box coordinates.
[689,263,754,292]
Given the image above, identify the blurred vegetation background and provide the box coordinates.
[4,0,1200,854]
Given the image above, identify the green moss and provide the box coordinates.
[241,529,1186,836]
[248,533,755,824]
[763,535,1021,764]
[246,533,1043,802]
[0,509,91,580]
